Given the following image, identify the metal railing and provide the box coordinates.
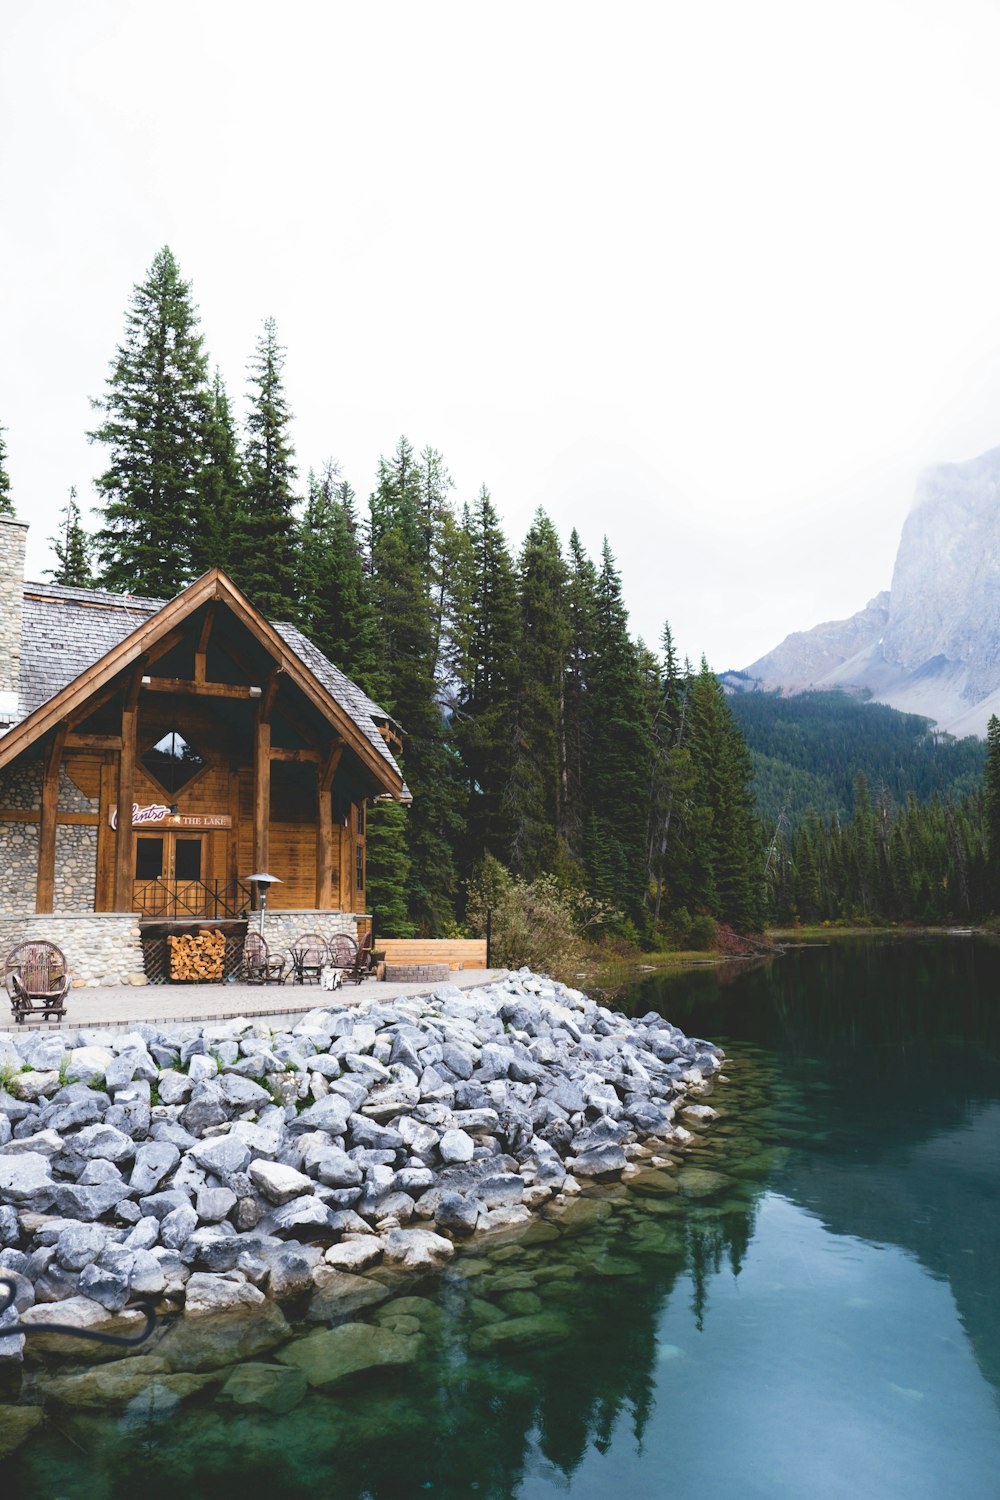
[132,878,251,919]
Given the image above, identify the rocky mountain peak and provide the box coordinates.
[740,442,1000,737]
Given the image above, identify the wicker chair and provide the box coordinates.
[241,931,286,985]
[327,932,359,981]
[3,941,70,1023]
[344,930,376,984]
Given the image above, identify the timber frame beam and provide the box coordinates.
[35,723,68,913]
[113,668,143,911]
[316,741,345,908]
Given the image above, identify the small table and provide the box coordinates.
[287,945,324,985]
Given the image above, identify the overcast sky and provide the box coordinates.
[4,0,1000,670]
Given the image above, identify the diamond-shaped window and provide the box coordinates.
[142,731,206,796]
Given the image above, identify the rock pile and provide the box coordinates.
[0,969,722,1362]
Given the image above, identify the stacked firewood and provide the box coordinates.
[168,929,227,982]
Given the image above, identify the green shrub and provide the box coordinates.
[466,858,620,979]
[688,914,718,950]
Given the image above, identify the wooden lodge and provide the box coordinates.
[0,519,410,938]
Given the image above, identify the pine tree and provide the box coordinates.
[366,438,462,934]
[507,511,570,878]
[47,488,94,587]
[0,423,13,516]
[189,369,245,579]
[561,531,599,866]
[297,462,380,689]
[686,658,763,930]
[584,540,654,922]
[90,246,212,597]
[452,487,520,875]
[232,317,298,617]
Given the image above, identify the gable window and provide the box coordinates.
[141,731,207,797]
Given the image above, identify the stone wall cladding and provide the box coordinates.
[0,762,42,811]
[0,764,100,915]
[0,914,143,987]
[57,766,98,814]
[0,822,39,914]
[54,826,98,912]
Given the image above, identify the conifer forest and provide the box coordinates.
[5,247,1000,939]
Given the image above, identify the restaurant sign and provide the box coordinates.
[109,804,232,831]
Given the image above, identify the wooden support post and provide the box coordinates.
[36,723,68,913]
[194,603,216,685]
[315,742,344,909]
[113,672,142,911]
[338,801,354,913]
[252,672,279,879]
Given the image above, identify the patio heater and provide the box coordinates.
[244,873,282,940]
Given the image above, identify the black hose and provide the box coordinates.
[0,1273,157,1347]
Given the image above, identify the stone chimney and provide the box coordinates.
[0,518,27,730]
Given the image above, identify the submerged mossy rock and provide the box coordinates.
[468,1313,572,1353]
[542,1197,613,1234]
[276,1321,423,1389]
[0,1404,43,1458]
[675,1168,733,1199]
[627,1168,681,1197]
[39,1354,170,1408]
[307,1269,392,1324]
[218,1361,308,1414]
[154,1302,291,1373]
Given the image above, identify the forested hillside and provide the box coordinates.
[2,247,766,941]
[727,688,985,829]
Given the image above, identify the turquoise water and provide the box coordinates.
[4,937,1000,1499]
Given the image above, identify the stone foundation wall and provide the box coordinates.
[0,913,144,987]
[255,911,361,955]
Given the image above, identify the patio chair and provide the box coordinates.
[3,941,70,1023]
[327,932,359,981]
[241,931,286,985]
[343,930,376,984]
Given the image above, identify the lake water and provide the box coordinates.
[5,937,1000,1499]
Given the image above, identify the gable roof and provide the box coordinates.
[2,571,409,799]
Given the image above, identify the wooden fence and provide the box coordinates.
[378,938,488,971]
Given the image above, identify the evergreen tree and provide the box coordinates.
[189,369,245,579]
[452,488,520,875]
[686,658,763,930]
[90,246,212,597]
[584,541,654,923]
[232,317,298,617]
[507,511,570,878]
[47,488,94,587]
[560,531,599,866]
[297,462,379,689]
[0,423,13,516]
[366,438,462,933]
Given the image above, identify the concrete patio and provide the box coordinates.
[0,969,508,1034]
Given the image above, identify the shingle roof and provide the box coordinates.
[16,581,408,795]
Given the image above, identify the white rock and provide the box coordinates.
[249,1159,315,1204]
